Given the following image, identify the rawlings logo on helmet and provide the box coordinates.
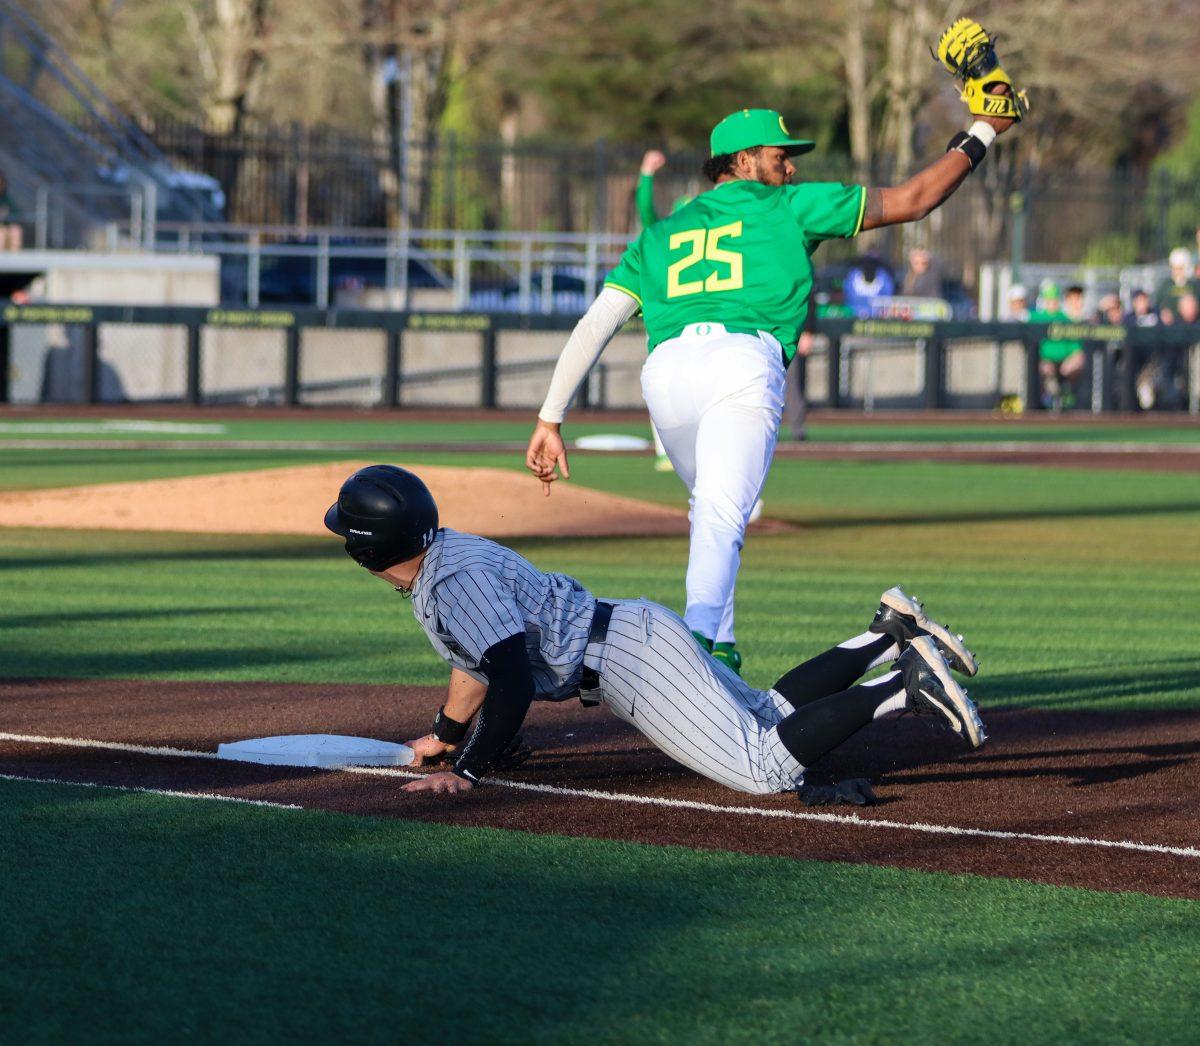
[347,528,373,536]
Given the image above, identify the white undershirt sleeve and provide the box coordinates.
[537,287,640,424]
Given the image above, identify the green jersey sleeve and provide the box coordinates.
[604,234,644,306]
[784,183,867,249]
[636,173,659,229]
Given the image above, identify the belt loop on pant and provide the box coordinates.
[579,600,614,702]
[588,600,614,644]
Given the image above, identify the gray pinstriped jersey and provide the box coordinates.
[410,528,595,701]
[409,528,807,794]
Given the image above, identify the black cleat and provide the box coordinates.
[869,586,978,676]
[797,778,878,807]
[898,636,986,749]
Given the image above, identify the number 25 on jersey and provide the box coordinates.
[666,222,744,298]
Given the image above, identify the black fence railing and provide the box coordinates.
[134,119,1200,277]
[2,305,1198,415]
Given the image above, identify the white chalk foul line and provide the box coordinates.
[0,772,301,810]
[0,732,222,759]
[3,731,1198,861]
[346,766,1200,860]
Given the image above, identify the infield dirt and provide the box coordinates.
[0,461,701,539]
[3,677,1198,900]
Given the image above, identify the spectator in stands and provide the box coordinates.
[1032,282,1086,410]
[1127,289,1158,327]
[1096,293,1124,325]
[1005,284,1030,321]
[1139,292,1195,410]
[842,254,895,316]
[1127,288,1162,411]
[1157,248,1198,323]
[0,173,22,251]
[899,247,943,298]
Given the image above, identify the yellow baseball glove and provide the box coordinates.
[935,17,1027,122]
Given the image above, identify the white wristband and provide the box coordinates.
[968,120,998,148]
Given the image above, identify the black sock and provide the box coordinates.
[773,634,896,709]
[775,675,906,768]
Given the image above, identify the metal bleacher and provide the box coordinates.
[0,0,222,249]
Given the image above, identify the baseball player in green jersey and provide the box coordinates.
[528,100,1015,675]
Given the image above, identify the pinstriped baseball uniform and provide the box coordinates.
[411,528,805,793]
[411,529,595,702]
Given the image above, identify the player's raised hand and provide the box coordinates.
[640,149,667,176]
[525,419,570,496]
[402,771,474,795]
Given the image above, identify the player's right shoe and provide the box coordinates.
[898,636,986,749]
[712,642,742,676]
[869,586,978,677]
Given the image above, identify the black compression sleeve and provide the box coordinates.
[452,633,535,783]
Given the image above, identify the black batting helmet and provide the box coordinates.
[324,465,439,571]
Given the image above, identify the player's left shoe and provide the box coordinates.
[869,586,978,676]
[898,636,986,749]
[712,642,742,676]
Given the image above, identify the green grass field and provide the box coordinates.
[4,780,1198,1045]
[3,417,1200,1042]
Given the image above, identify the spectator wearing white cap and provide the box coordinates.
[1006,283,1029,321]
[1158,248,1198,324]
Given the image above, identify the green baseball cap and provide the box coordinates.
[710,109,815,158]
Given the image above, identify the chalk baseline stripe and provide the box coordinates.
[346,766,1200,860]
[2,731,1197,860]
[0,771,301,809]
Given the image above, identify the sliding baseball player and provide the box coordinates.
[325,465,982,803]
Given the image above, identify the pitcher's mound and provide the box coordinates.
[0,462,706,539]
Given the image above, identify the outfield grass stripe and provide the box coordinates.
[0,771,301,809]
[0,439,530,452]
[5,438,1198,454]
[811,441,1200,454]
[4,730,1200,861]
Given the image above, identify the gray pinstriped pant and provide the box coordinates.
[583,599,804,794]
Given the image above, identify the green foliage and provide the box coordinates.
[1080,231,1141,267]
[1147,96,1200,253]
[502,1,842,147]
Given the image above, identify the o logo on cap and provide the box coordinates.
[779,115,788,134]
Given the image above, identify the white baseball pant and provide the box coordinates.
[640,323,786,644]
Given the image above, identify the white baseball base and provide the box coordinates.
[216,734,415,769]
[573,434,652,451]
